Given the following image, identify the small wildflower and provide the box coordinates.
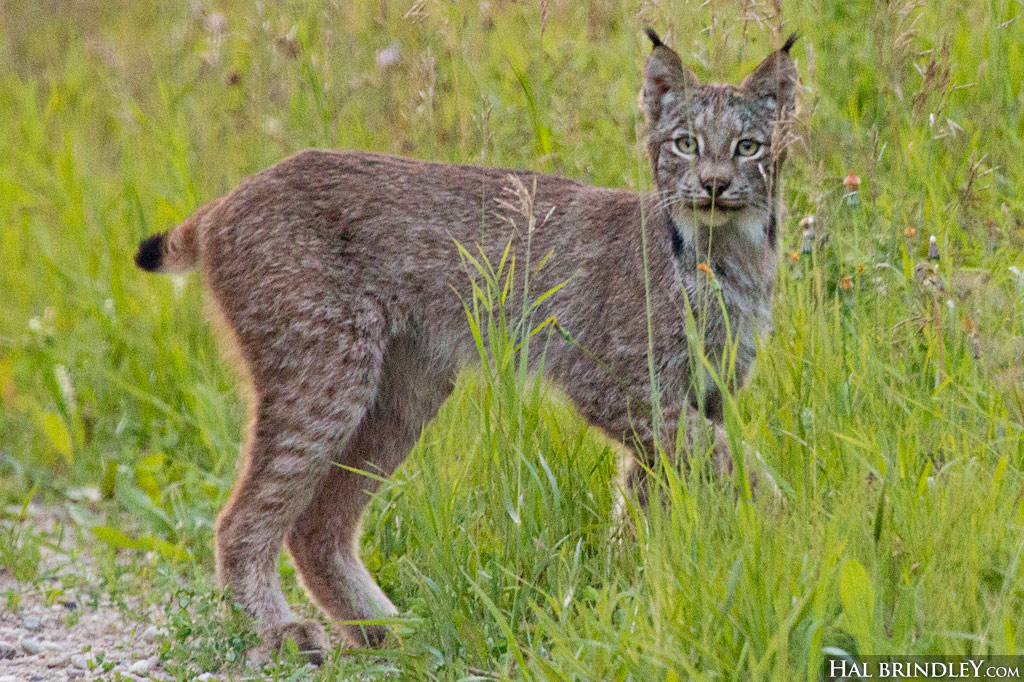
[927,235,940,260]
[904,227,917,238]
[913,262,944,291]
[985,217,1002,249]
[696,262,712,276]
[375,42,401,70]
[799,215,815,254]
[263,117,283,137]
[789,251,800,262]
[857,263,865,274]
[964,315,981,359]
[29,307,57,335]
[204,11,227,38]
[840,276,853,291]
[844,173,861,207]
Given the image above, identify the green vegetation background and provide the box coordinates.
[2,0,1023,679]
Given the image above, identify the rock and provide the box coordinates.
[21,637,43,655]
[0,675,15,682]
[70,653,91,669]
[141,624,166,642]
[21,637,61,654]
[46,653,70,668]
[0,642,14,659]
[196,674,215,681]
[130,657,152,674]
[22,614,41,631]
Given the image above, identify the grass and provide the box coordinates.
[2,0,1024,679]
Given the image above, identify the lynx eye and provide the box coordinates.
[735,139,761,157]
[673,135,698,156]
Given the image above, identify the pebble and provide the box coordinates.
[130,658,152,674]
[21,637,43,655]
[0,676,15,682]
[46,654,70,668]
[140,624,166,642]
[0,641,14,659]
[23,614,42,631]
[196,674,215,681]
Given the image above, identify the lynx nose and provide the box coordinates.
[700,176,732,196]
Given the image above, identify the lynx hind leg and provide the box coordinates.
[213,300,389,664]
[287,334,455,648]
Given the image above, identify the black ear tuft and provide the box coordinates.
[644,28,664,49]
[781,32,800,54]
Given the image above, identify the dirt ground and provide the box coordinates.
[0,503,218,682]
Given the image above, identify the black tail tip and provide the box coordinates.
[135,233,165,272]
[781,32,801,53]
[644,27,664,49]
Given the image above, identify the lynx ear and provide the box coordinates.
[741,33,800,113]
[640,29,698,125]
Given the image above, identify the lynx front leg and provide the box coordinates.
[286,335,454,648]
[624,404,780,506]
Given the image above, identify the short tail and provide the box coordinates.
[135,198,220,274]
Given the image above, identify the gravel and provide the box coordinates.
[0,505,234,681]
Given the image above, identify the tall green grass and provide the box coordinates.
[2,1,1024,679]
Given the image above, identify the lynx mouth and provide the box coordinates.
[689,200,745,212]
[686,201,748,228]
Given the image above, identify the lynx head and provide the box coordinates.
[640,30,799,243]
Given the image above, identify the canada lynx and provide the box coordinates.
[136,31,798,660]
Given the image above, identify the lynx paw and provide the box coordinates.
[262,620,330,665]
[341,620,391,649]
[749,448,783,507]
[711,425,783,505]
